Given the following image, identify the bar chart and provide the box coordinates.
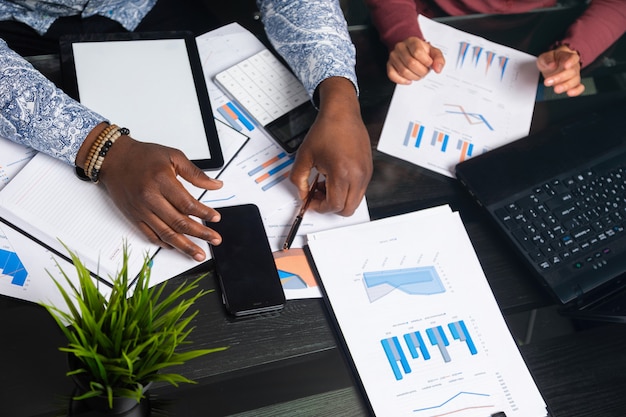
[381,319,478,381]
[216,101,256,132]
[401,120,491,165]
[247,151,294,191]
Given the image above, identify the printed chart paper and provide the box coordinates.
[307,206,547,417]
[377,15,540,177]
[0,137,36,191]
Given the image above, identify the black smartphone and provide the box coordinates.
[206,204,285,316]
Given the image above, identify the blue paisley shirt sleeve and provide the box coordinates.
[0,40,105,165]
[257,0,358,99]
[0,0,156,35]
[82,0,157,31]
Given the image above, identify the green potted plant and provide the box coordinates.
[41,244,226,413]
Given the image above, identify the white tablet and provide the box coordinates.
[60,31,223,170]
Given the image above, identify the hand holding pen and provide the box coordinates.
[282,173,320,251]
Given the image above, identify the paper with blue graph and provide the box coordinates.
[377,15,540,178]
[307,205,547,416]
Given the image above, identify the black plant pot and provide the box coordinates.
[67,354,151,416]
[68,390,151,417]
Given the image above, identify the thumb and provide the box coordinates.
[174,154,223,191]
[289,159,314,199]
[430,46,445,73]
[537,51,557,72]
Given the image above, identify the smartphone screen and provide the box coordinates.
[207,204,285,316]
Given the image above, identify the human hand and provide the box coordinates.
[289,77,372,216]
[537,45,584,97]
[387,37,445,84]
[97,135,224,261]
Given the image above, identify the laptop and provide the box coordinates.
[455,100,626,322]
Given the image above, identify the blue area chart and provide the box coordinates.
[278,269,307,290]
[0,248,28,286]
[363,266,444,302]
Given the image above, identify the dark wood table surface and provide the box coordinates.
[3,7,626,417]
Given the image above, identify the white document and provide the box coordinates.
[377,15,540,178]
[307,206,547,417]
[0,222,111,313]
[0,137,36,191]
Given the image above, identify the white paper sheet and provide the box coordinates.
[307,206,547,417]
[0,137,36,192]
[377,15,540,178]
[0,222,111,314]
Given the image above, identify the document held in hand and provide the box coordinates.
[306,205,547,417]
[377,15,540,178]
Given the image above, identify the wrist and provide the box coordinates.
[317,77,360,118]
[76,122,108,170]
[75,123,130,183]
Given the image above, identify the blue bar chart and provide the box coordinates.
[401,119,493,165]
[403,122,425,147]
[431,130,450,152]
[216,101,256,132]
[381,319,478,381]
[247,151,294,191]
[381,336,411,381]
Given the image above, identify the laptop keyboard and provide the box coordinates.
[495,165,626,272]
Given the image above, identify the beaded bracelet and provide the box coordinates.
[83,125,116,174]
[86,125,120,181]
[79,124,129,184]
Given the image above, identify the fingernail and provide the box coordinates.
[193,252,205,262]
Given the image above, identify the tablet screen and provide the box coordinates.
[60,32,223,170]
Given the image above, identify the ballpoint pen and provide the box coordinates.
[282,173,320,251]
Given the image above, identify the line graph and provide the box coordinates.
[414,391,494,415]
[444,104,494,131]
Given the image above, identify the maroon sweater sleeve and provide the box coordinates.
[365,0,425,50]
[560,0,626,68]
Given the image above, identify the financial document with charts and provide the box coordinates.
[377,15,540,178]
[307,205,547,417]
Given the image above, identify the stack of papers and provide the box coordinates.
[307,205,547,417]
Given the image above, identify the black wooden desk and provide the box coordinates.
[3,9,626,417]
